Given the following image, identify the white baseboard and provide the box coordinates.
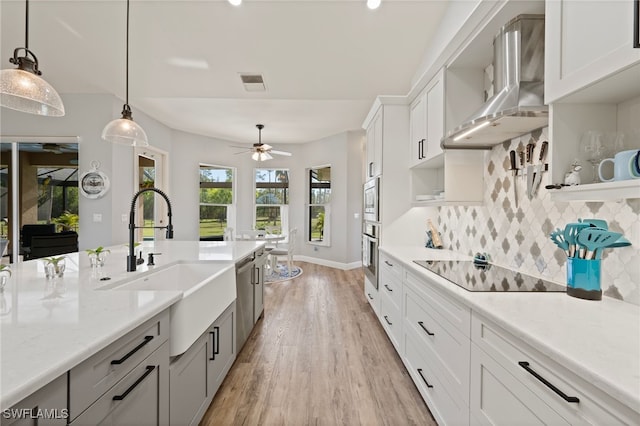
[294,255,362,271]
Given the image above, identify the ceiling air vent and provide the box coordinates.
[240,74,266,92]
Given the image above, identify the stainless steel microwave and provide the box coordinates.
[363,177,379,223]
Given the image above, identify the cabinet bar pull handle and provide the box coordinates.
[384,260,393,267]
[367,293,374,300]
[209,327,218,361]
[418,321,435,336]
[214,326,220,356]
[383,315,392,325]
[368,162,374,177]
[112,365,156,401]
[418,139,424,160]
[420,139,426,159]
[417,369,433,388]
[384,284,393,292]
[634,0,639,48]
[518,361,579,403]
[110,335,154,365]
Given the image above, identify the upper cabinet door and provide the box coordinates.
[409,92,427,168]
[409,69,445,168]
[545,0,640,103]
[366,107,383,178]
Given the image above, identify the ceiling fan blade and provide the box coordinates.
[233,149,252,155]
[271,150,292,156]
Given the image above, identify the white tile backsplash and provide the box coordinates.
[437,128,640,305]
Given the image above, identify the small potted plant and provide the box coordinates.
[0,264,11,291]
[86,246,110,269]
[42,256,66,279]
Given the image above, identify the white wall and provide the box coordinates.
[170,128,364,268]
[2,93,364,267]
[0,94,177,250]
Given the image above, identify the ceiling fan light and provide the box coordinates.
[0,61,65,117]
[262,152,273,161]
[102,108,149,147]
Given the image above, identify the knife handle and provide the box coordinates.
[526,143,535,163]
[539,141,548,162]
[509,150,517,171]
[518,149,525,167]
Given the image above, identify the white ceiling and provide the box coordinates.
[0,0,449,144]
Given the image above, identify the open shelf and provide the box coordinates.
[549,180,640,202]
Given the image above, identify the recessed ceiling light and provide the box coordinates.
[228,0,242,6]
[367,0,381,10]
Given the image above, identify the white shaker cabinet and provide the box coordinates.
[169,301,236,426]
[3,374,67,426]
[470,313,639,426]
[545,0,640,103]
[70,342,169,426]
[401,269,471,426]
[378,252,404,353]
[68,310,170,423]
[409,69,445,168]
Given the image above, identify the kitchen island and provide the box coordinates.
[378,244,640,425]
[0,240,264,410]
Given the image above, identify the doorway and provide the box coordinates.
[134,147,168,242]
[1,137,79,263]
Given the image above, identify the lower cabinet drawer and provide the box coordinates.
[70,342,169,426]
[380,293,402,353]
[472,314,638,425]
[470,342,570,426]
[404,331,469,426]
[69,310,169,421]
[379,266,403,310]
[405,285,470,404]
[364,275,380,316]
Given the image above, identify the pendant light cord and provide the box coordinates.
[125,0,130,106]
[25,0,29,49]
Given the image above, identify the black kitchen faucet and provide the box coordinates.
[127,188,173,271]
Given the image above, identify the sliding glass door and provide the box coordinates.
[0,138,79,263]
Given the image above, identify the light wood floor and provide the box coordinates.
[200,262,437,426]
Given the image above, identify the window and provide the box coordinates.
[308,165,330,246]
[199,165,234,240]
[255,169,289,233]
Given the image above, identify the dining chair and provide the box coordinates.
[223,227,234,241]
[236,230,260,241]
[268,228,297,277]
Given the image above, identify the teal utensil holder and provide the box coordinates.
[566,258,602,300]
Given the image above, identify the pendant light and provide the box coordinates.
[101,0,148,147]
[0,0,65,116]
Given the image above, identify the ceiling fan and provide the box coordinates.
[232,124,292,161]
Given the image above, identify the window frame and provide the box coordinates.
[199,163,236,240]
[253,168,289,234]
[307,164,331,247]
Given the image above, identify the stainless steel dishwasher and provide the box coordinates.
[235,248,267,352]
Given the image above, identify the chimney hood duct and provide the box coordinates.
[442,14,547,150]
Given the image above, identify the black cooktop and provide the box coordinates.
[413,260,566,292]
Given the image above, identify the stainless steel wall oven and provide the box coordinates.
[363,177,380,223]
[362,222,379,289]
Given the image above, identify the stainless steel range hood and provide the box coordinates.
[442,15,547,150]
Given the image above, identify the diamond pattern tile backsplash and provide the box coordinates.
[437,127,640,305]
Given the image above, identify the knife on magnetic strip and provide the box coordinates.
[531,141,548,197]
[509,150,518,208]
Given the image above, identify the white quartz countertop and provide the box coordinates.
[0,240,264,409]
[380,244,640,413]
